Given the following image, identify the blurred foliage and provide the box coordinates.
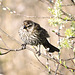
[48,0,63,26]
[60,38,71,48]
[48,0,75,50]
[65,29,74,37]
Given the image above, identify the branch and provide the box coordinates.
[35,55,62,75]
[55,64,60,75]
[0,47,25,55]
[0,2,53,19]
[53,31,75,39]
[61,58,75,61]
[0,28,21,45]
[0,46,62,74]
[55,26,61,75]
[0,45,75,72]
[52,57,75,71]
[60,17,75,21]
[1,2,75,21]
[0,50,11,55]
[62,4,75,6]
[39,0,75,6]
[33,47,75,72]
[61,9,75,21]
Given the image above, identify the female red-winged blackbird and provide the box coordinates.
[19,20,60,53]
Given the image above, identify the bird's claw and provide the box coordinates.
[36,51,41,56]
[21,44,26,49]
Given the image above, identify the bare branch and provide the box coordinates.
[53,31,75,39]
[62,4,75,6]
[0,28,21,44]
[0,50,11,55]
[0,46,75,72]
[61,9,75,21]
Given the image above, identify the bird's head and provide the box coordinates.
[23,20,34,31]
[23,20,40,33]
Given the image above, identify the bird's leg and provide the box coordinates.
[36,45,41,56]
[21,43,27,49]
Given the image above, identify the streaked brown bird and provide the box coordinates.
[19,20,60,54]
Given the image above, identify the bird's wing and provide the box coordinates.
[34,22,50,38]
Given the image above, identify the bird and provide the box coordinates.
[18,20,60,55]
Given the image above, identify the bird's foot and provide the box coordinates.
[49,53,52,56]
[21,44,26,49]
[36,51,41,56]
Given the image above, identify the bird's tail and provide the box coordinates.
[42,39,60,52]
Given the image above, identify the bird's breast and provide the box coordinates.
[19,27,41,45]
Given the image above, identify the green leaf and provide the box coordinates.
[71,69,74,72]
[46,65,48,69]
[65,29,74,37]
[59,59,62,64]
[48,67,51,72]
[60,38,71,48]
[63,61,67,68]
[0,51,1,55]
[52,30,55,32]
[63,17,70,20]
[6,7,11,11]
[65,65,68,68]
[48,18,64,26]
[63,61,66,65]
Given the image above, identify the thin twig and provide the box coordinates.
[61,4,75,6]
[34,52,62,75]
[0,28,21,44]
[53,31,75,39]
[52,57,75,71]
[61,9,75,21]
[1,2,53,19]
[55,25,61,75]
[55,64,60,75]
[0,50,11,55]
[61,58,75,61]
[39,0,75,6]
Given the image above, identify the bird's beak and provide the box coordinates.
[23,25,29,32]
[23,25,27,29]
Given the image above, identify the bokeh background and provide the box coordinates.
[0,0,75,75]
